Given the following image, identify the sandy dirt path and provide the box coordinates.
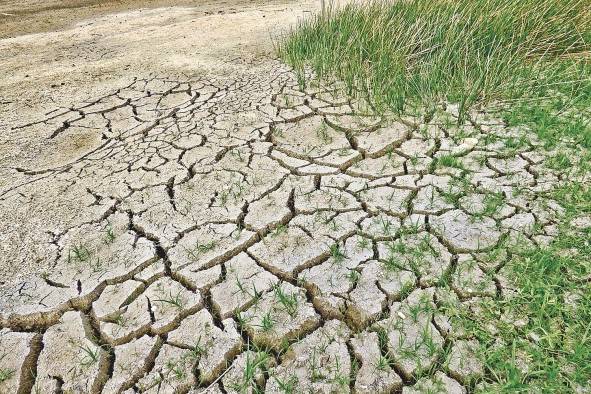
[0,0,295,38]
[0,0,315,188]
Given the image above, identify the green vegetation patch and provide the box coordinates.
[279,0,591,122]
[280,1,591,391]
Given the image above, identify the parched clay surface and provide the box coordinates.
[0,1,582,393]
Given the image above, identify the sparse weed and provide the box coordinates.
[260,312,275,332]
[316,120,333,143]
[229,351,271,393]
[186,240,216,260]
[104,225,116,244]
[329,243,347,263]
[271,224,287,238]
[273,374,299,393]
[79,344,101,367]
[0,368,15,384]
[546,152,572,170]
[165,358,188,381]
[69,244,91,263]
[481,192,505,217]
[154,290,185,309]
[356,236,371,250]
[439,188,463,206]
[236,312,250,329]
[437,155,464,170]
[346,269,360,285]
[375,355,390,371]
[274,285,299,317]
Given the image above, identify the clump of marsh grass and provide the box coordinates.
[279,0,591,120]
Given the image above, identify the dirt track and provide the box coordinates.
[0,0,315,186]
[0,0,283,38]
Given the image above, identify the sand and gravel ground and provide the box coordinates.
[0,1,586,393]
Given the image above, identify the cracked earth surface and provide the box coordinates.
[0,1,585,393]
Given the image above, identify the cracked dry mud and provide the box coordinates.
[0,2,583,394]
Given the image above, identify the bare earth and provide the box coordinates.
[0,1,580,393]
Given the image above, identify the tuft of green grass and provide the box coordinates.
[186,240,217,260]
[546,152,572,170]
[279,0,591,121]
[79,344,101,367]
[260,312,275,332]
[502,72,591,149]
[437,178,591,392]
[227,351,271,393]
[437,155,464,170]
[274,285,299,317]
[69,244,91,263]
[474,238,591,392]
[154,291,185,309]
[273,374,299,394]
[0,368,15,384]
[104,224,116,244]
[329,243,347,263]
